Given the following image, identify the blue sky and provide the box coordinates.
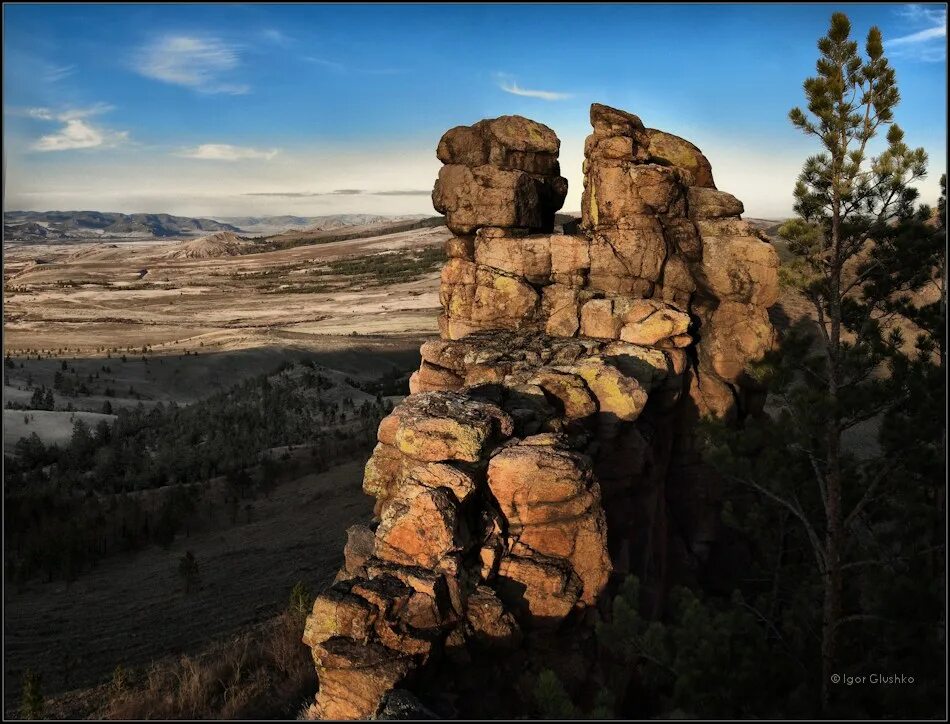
[3,3,947,218]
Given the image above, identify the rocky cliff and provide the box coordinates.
[301,104,779,719]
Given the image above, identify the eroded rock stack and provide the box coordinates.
[303,106,780,719]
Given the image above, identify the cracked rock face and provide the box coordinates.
[302,104,780,719]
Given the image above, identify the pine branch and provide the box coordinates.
[735,598,810,674]
[833,613,893,629]
[843,459,897,529]
[840,544,946,571]
[839,392,907,431]
[727,473,828,572]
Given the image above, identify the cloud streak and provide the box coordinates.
[889,5,947,61]
[177,144,279,161]
[303,56,346,72]
[26,103,115,121]
[135,35,250,94]
[28,105,129,152]
[262,29,292,46]
[890,25,946,45]
[497,76,571,101]
[302,56,403,75]
[44,64,76,83]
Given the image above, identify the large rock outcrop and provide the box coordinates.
[303,105,780,719]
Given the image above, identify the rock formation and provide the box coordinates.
[302,106,779,719]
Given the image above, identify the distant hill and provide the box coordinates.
[744,217,789,237]
[2,221,70,240]
[162,231,251,259]
[216,213,431,235]
[3,211,242,242]
[246,215,446,253]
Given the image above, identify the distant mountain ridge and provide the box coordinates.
[4,211,241,241]
[3,211,436,242]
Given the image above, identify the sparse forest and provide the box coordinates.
[3,361,397,584]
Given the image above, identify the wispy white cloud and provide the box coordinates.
[27,105,129,152]
[262,28,292,45]
[360,67,404,76]
[896,4,946,25]
[890,25,946,45]
[302,56,404,75]
[303,56,346,72]
[135,35,250,94]
[177,144,279,161]
[44,63,76,83]
[25,103,115,121]
[496,74,571,101]
[889,5,947,61]
[32,120,127,152]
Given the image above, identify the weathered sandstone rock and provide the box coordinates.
[378,390,513,463]
[699,301,776,381]
[590,103,645,137]
[541,284,582,337]
[687,187,744,220]
[305,104,783,720]
[488,437,611,604]
[375,484,463,569]
[588,225,667,289]
[304,581,378,649]
[311,637,416,720]
[495,554,582,625]
[563,358,649,423]
[528,368,598,419]
[440,258,540,338]
[474,227,552,283]
[696,231,780,306]
[408,361,463,394]
[438,115,561,175]
[433,115,568,235]
[343,524,377,577]
[579,297,691,347]
[641,128,716,188]
[433,164,568,235]
[444,235,475,260]
[464,586,523,650]
[582,163,687,230]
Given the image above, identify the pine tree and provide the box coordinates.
[702,12,942,716]
[533,669,580,719]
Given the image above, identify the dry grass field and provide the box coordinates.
[3,222,451,356]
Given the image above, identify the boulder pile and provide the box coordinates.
[302,105,780,719]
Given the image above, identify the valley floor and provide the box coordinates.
[2,224,449,356]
